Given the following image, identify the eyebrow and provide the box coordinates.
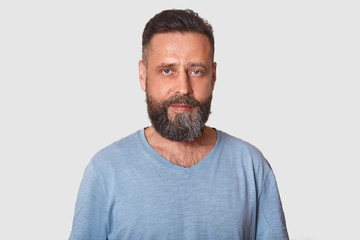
[155,62,208,71]
[187,63,208,71]
[156,63,178,70]
[156,63,208,72]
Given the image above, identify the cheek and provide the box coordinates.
[146,83,172,102]
[192,83,213,100]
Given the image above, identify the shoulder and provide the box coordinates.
[217,130,272,174]
[89,129,144,172]
[216,130,276,194]
[218,130,267,161]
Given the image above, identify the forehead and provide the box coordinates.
[146,32,212,64]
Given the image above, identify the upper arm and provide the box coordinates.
[69,161,108,240]
[256,170,289,240]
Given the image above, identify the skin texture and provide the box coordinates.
[139,32,217,168]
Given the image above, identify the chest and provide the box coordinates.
[106,166,258,239]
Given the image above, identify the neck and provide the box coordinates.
[144,126,217,167]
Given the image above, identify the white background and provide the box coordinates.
[1,0,359,239]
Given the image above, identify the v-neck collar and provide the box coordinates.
[138,128,223,174]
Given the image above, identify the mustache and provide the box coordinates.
[165,95,200,108]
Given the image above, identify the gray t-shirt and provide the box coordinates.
[69,129,289,240]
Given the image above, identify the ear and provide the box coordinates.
[139,60,147,92]
[211,62,217,89]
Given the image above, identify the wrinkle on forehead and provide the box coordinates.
[143,32,213,65]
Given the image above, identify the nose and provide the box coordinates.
[175,70,192,95]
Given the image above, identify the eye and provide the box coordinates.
[191,70,201,75]
[163,69,171,74]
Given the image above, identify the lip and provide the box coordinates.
[170,104,194,112]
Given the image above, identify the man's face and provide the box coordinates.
[139,32,217,142]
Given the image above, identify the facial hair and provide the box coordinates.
[146,93,212,142]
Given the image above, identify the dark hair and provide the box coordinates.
[142,9,215,62]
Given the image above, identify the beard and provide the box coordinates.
[146,93,212,142]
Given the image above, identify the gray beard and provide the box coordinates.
[146,94,212,142]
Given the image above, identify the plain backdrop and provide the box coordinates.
[1,0,359,239]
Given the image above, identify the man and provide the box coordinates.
[69,9,289,240]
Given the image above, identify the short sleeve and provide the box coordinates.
[256,170,289,240]
[69,160,108,240]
